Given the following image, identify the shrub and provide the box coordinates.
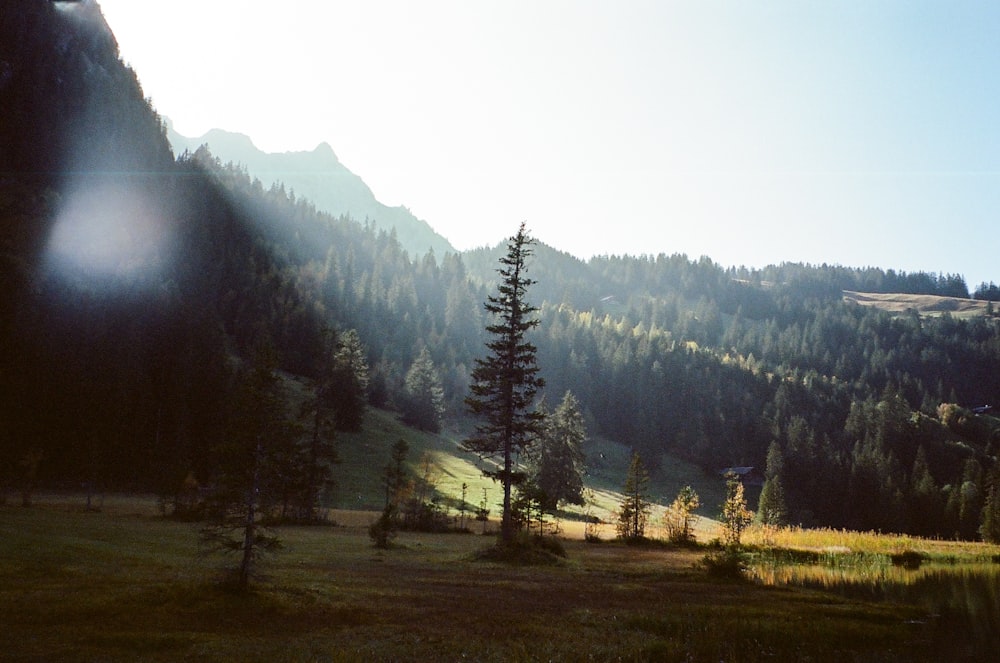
[664,485,700,545]
[369,506,398,549]
[473,533,567,565]
[701,549,750,580]
[400,498,452,533]
[889,550,924,569]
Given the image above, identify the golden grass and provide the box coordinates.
[743,524,1000,561]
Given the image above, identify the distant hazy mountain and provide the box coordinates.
[167,123,455,258]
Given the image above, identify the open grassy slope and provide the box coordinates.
[329,407,727,534]
[0,496,970,662]
[843,290,993,318]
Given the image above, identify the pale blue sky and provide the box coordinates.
[98,1,1000,288]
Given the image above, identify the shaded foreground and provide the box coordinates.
[0,496,969,662]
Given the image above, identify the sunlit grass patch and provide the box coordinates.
[743,524,1000,561]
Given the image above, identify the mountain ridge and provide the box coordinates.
[166,122,455,258]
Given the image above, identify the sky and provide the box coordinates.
[97,0,1000,288]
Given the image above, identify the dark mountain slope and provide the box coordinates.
[0,1,478,501]
[0,0,173,177]
[0,1,326,492]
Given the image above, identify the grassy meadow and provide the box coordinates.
[328,407,728,534]
[842,290,993,318]
[2,494,993,662]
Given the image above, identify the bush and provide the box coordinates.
[623,535,667,548]
[473,533,567,565]
[890,550,924,569]
[664,486,700,545]
[369,506,398,549]
[701,549,750,580]
[400,498,452,533]
[531,534,567,558]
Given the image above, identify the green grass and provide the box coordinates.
[329,409,508,521]
[329,407,727,537]
[0,496,979,662]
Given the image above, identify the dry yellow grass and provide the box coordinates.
[744,524,1000,560]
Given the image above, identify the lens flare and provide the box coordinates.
[45,178,172,287]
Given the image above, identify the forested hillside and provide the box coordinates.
[3,1,1000,540]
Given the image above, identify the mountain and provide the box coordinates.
[167,124,455,258]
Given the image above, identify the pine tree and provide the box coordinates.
[528,391,587,513]
[201,341,290,590]
[295,329,341,522]
[371,439,410,548]
[400,347,445,432]
[980,460,1000,543]
[617,452,651,541]
[957,458,984,540]
[463,223,545,545]
[329,329,369,432]
[908,446,940,536]
[383,438,410,511]
[757,440,788,526]
[756,477,788,527]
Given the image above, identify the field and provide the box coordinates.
[842,291,993,318]
[325,407,729,536]
[0,494,986,662]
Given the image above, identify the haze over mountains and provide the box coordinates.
[167,123,455,259]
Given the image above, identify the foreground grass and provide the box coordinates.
[0,497,976,662]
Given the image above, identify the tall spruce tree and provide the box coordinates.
[295,329,341,521]
[329,329,369,431]
[201,340,290,590]
[529,391,587,513]
[756,440,788,526]
[463,223,545,545]
[400,347,446,432]
[980,459,1000,544]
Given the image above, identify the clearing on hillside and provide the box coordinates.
[843,290,993,318]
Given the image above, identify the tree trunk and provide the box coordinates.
[501,440,513,545]
[239,486,255,590]
[239,442,261,590]
[306,406,323,519]
[632,492,638,539]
